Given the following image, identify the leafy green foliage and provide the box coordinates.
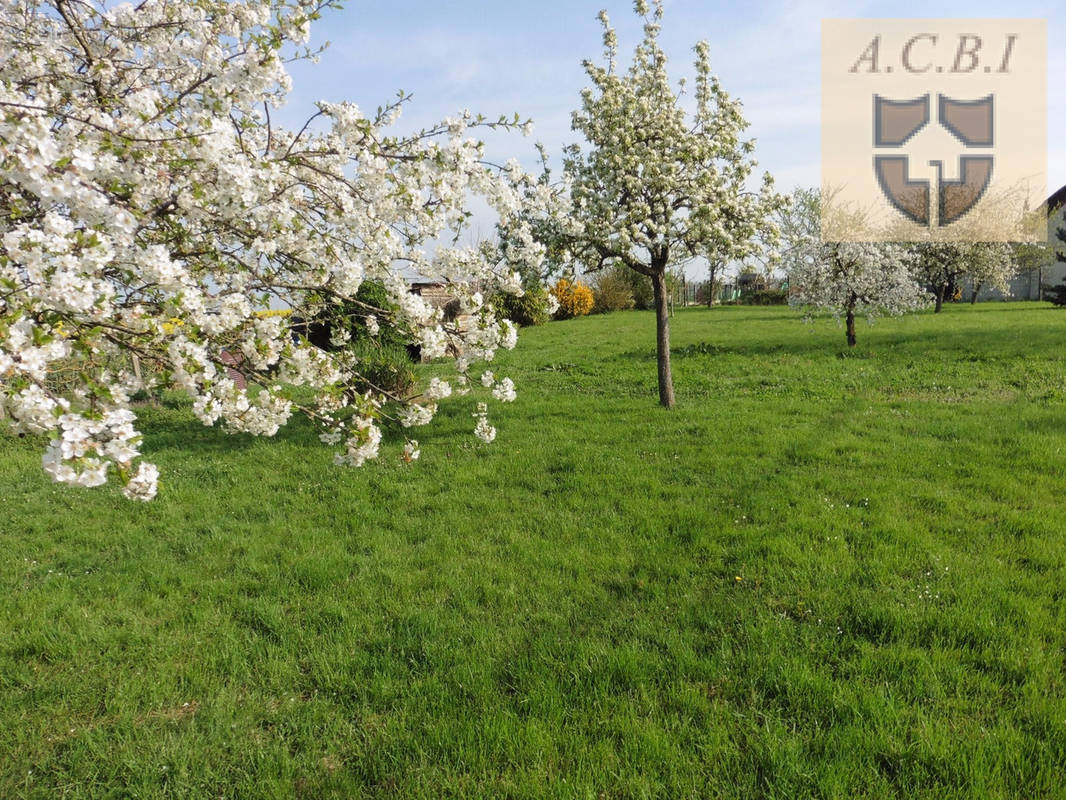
[1042,281,1066,306]
[301,279,416,396]
[349,339,416,396]
[490,285,551,327]
[591,265,636,313]
[739,288,788,306]
[627,270,655,310]
[349,280,411,352]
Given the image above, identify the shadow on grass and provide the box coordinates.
[141,415,259,456]
[139,405,323,457]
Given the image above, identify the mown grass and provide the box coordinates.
[2,302,1066,799]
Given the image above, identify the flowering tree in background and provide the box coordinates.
[787,191,929,347]
[702,257,728,307]
[895,192,1034,310]
[777,187,820,281]
[790,242,929,347]
[911,241,1012,312]
[562,0,781,408]
[0,0,560,499]
[961,242,1016,304]
[1011,238,1056,301]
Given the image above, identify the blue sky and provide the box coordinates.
[276,1,1065,276]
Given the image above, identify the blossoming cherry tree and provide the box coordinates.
[0,0,560,499]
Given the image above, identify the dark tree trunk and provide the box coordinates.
[706,264,717,307]
[970,281,982,304]
[652,270,676,408]
[934,284,946,313]
[845,309,857,347]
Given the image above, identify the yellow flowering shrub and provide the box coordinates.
[550,278,594,319]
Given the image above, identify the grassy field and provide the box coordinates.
[2,302,1066,798]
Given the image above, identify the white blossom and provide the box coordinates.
[492,378,517,403]
[785,190,930,345]
[474,417,497,443]
[563,0,782,406]
[424,378,452,402]
[473,403,497,443]
[0,0,552,497]
[122,462,160,502]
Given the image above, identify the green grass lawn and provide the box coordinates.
[3,302,1066,799]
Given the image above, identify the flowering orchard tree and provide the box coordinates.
[789,241,928,346]
[787,191,930,347]
[893,193,1031,311]
[962,242,1016,304]
[0,0,561,500]
[1011,238,1056,295]
[563,0,782,408]
[777,187,820,280]
[912,241,1015,310]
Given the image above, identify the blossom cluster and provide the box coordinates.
[563,0,782,277]
[0,0,562,499]
[788,240,930,322]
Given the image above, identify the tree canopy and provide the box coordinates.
[562,0,782,406]
[0,0,559,498]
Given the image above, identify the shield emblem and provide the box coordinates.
[939,94,994,147]
[874,156,930,225]
[873,93,994,227]
[873,95,930,147]
[937,156,994,225]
